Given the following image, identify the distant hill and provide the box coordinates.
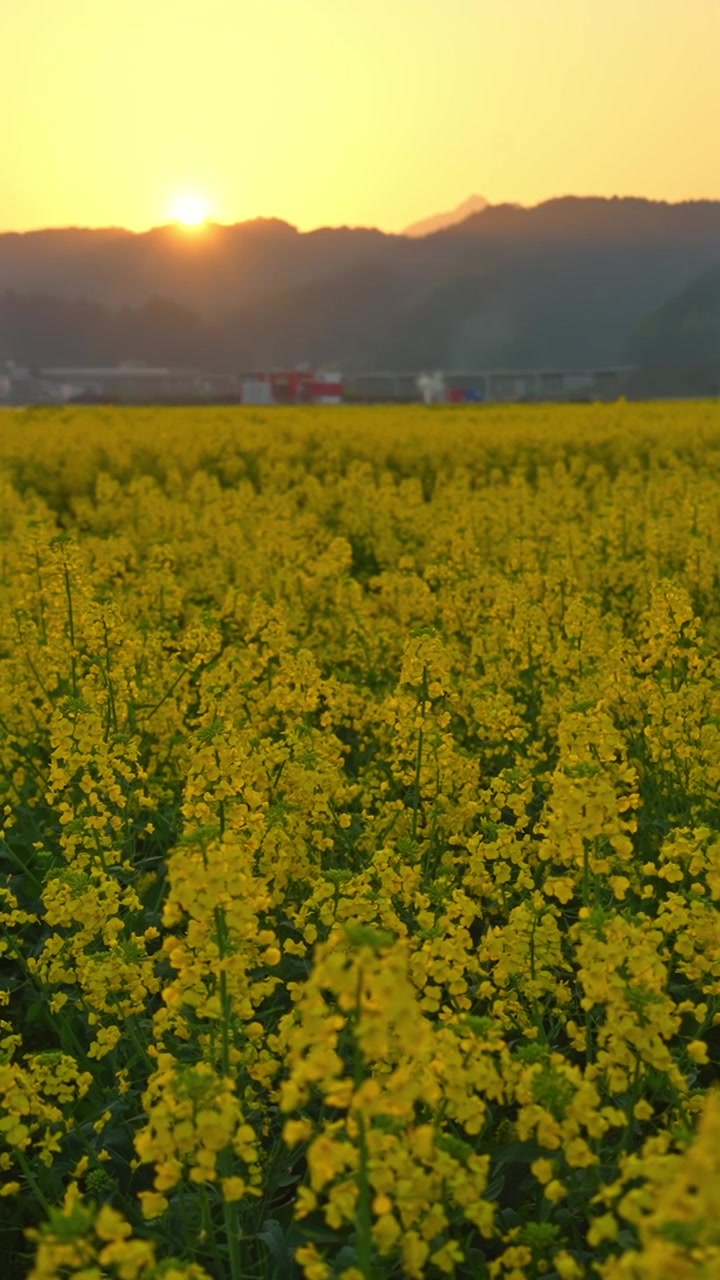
[373,246,698,370]
[403,194,490,238]
[0,291,220,370]
[623,262,720,396]
[0,219,393,317]
[4,197,720,378]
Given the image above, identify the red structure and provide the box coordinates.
[240,370,343,405]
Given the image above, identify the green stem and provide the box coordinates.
[213,905,231,1075]
[34,552,48,645]
[355,1111,373,1280]
[212,905,242,1280]
[63,561,78,700]
[582,842,591,908]
[0,837,44,893]
[529,911,538,983]
[16,1150,53,1217]
[585,1006,594,1066]
[412,667,428,842]
[199,1183,225,1275]
[221,1176,242,1280]
[22,649,54,708]
[102,619,118,737]
[350,965,373,1278]
[133,663,189,726]
[215,750,226,837]
[125,1016,155,1070]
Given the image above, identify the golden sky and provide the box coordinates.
[3,0,718,234]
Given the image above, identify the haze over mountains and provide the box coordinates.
[2,196,720,393]
[402,194,490,238]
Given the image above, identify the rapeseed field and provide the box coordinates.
[1,402,720,1280]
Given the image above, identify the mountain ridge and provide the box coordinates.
[403,194,490,238]
[3,196,720,382]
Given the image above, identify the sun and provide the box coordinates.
[171,193,210,228]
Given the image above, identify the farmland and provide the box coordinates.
[1,402,720,1280]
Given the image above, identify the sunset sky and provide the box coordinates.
[3,0,718,235]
